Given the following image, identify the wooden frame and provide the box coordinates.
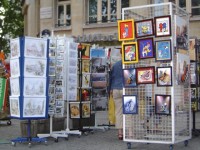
[122,68,137,87]
[156,66,172,86]
[154,15,171,37]
[118,19,135,41]
[155,40,172,61]
[136,66,155,84]
[122,42,138,64]
[134,19,154,38]
[155,94,171,115]
[137,37,154,59]
[122,95,138,114]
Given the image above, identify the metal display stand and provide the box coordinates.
[37,36,81,141]
[11,119,47,147]
[121,3,191,150]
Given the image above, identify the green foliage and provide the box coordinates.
[0,0,24,54]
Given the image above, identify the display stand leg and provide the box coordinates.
[192,111,200,136]
[83,112,109,132]
[11,119,47,147]
[37,114,69,141]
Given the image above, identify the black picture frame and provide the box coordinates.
[155,94,171,115]
[122,95,138,114]
[157,66,172,86]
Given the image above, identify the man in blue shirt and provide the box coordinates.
[109,59,123,140]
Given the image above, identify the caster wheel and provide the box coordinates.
[65,137,69,141]
[90,131,94,134]
[28,143,31,148]
[78,135,81,138]
[44,141,48,145]
[184,140,188,147]
[84,132,88,136]
[169,145,173,150]
[55,138,58,143]
[7,120,11,125]
[11,142,16,146]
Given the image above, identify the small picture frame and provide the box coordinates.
[122,68,137,87]
[137,38,154,59]
[136,66,155,84]
[155,94,171,115]
[155,40,172,61]
[69,102,80,119]
[81,101,91,118]
[191,88,196,99]
[154,15,171,37]
[134,19,154,38]
[122,95,138,114]
[157,66,172,86]
[118,19,135,41]
[122,42,138,64]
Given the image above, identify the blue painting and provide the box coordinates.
[90,48,105,58]
[123,68,137,87]
[138,38,154,59]
[155,40,172,61]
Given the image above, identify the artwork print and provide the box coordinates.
[155,40,172,61]
[10,77,20,96]
[10,58,20,77]
[134,19,154,38]
[138,38,154,59]
[82,59,90,73]
[136,67,155,84]
[90,48,105,58]
[23,78,46,97]
[24,58,47,77]
[81,102,91,118]
[10,97,20,117]
[24,37,47,58]
[91,73,107,88]
[123,68,136,87]
[157,66,172,86]
[155,15,171,37]
[91,58,106,73]
[122,42,138,64]
[10,38,20,58]
[174,15,188,50]
[118,19,134,41]
[155,94,171,115]
[80,43,90,59]
[23,97,46,118]
[122,95,138,114]
[69,102,80,118]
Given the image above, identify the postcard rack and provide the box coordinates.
[9,36,49,147]
[120,3,191,150]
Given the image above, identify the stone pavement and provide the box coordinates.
[0,111,200,150]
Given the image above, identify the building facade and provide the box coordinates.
[22,0,200,46]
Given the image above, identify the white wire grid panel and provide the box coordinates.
[122,3,191,144]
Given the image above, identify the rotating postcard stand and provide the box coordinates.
[9,37,49,147]
[37,37,81,141]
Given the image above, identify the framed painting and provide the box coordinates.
[90,48,105,58]
[122,42,138,64]
[191,88,196,99]
[155,94,171,115]
[69,102,80,119]
[10,38,20,58]
[80,43,90,59]
[122,95,138,114]
[10,77,20,96]
[136,66,155,84]
[157,66,172,86]
[9,96,20,118]
[122,68,137,87]
[81,89,91,101]
[118,19,135,41]
[155,40,172,61]
[81,101,91,118]
[154,15,171,37]
[10,58,20,77]
[134,19,154,38]
[138,38,154,59]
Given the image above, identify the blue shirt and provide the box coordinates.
[109,60,123,90]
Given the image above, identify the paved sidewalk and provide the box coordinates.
[0,111,200,150]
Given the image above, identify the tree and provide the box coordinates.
[0,0,24,55]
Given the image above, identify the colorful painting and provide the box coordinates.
[122,42,138,64]
[91,58,107,73]
[69,102,80,118]
[118,19,135,41]
[155,40,172,61]
[10,77,20,96]
[90,48,105,58]
[155,15,171,37]
[155,94,171,115]
[138,38,154,59]
[134,19,154,38]
[136,66,155,84]
[123,68,137,87]
[157,66,172,86]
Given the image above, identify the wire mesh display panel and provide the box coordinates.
[122,3,191,145]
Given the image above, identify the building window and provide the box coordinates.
[192,0,200,16]
[57,0,71,27]
[89,0,97,23]
[87,0,129,24]
[179,0,186,9]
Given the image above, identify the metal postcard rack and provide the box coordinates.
[122,3,191,150]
